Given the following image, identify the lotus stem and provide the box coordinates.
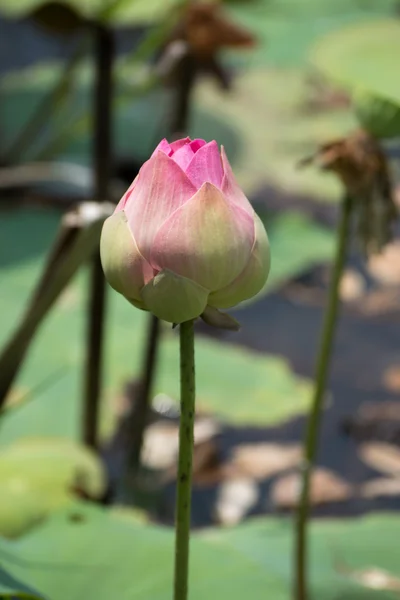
[295,194,352,600]
[82,25,114,450]
[174,319,196,600]
[0,210,106,409]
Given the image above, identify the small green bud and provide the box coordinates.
[354,89,400,140]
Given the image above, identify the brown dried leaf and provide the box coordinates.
[336,561,400,594]
[339,269,366,302]
[4,387,29,409]
[394,185,400,209]
[230,443,302,480]
[215,477,259,526]
[368,241,400,285]
[300,129,396,256]
[358,289,399,316]
[383,366,400,393]
[357,401,400,422]
[300,130,387,196]
[192,438,222,486]
[360,477,400,498]
[181,3,255,58]
[142,422,179,471]
[142,418,220,472]
[271,468,353,509]
[58,284,80,309]
[359,442,400,476]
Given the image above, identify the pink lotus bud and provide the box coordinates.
[100,137,270,324]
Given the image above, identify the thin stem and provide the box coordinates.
[174,320,195,600]
[295,194,352,600]
[82,25,114,450]
[83,255,107,449]
[0,216,102,407]
[170,53,196,137]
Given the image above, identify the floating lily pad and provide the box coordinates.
[0,566,45,599]
[226,0,397,68]
[310,19,400,107]
[0,0,182,24]
[262,211,335,293]
[156,334,312,426]
[0,0,103,20]
[0,437,106,537]
[2,504,400,599]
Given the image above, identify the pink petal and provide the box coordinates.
[171,144,196,171]
[221,146,254,216]
[185,140,224,188]
[209,213,270,308]
[152,138,172,156]
[150,182,254,291]
[100,210,154,304]
[169,137,191,153]
[115,174,139,212]
[189,138,206,152]
[124,150,197,261]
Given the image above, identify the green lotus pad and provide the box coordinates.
[0,566,45,599]
[0,437,106,538]
[0,0,182,24]
[310,19,400,108]
[1,503,400,600]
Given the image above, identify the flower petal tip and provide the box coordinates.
[201,305,241,331]
[140,269,209,324]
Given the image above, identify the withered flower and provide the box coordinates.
[158,2,255,92]
[179,3,255,59]
[300,129,397,256]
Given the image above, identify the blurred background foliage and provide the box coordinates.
[2,0,399,198]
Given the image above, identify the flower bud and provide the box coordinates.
[354,89,400,140]
[100,137,270,323]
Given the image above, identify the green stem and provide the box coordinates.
[174,320,196,600]
[294,194,352,600]
[82,25,114,450]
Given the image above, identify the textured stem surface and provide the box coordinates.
[174,320,195,600]
[82,25,114,450]
[295,194,352,600]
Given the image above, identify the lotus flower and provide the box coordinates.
[100,137,270,325]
